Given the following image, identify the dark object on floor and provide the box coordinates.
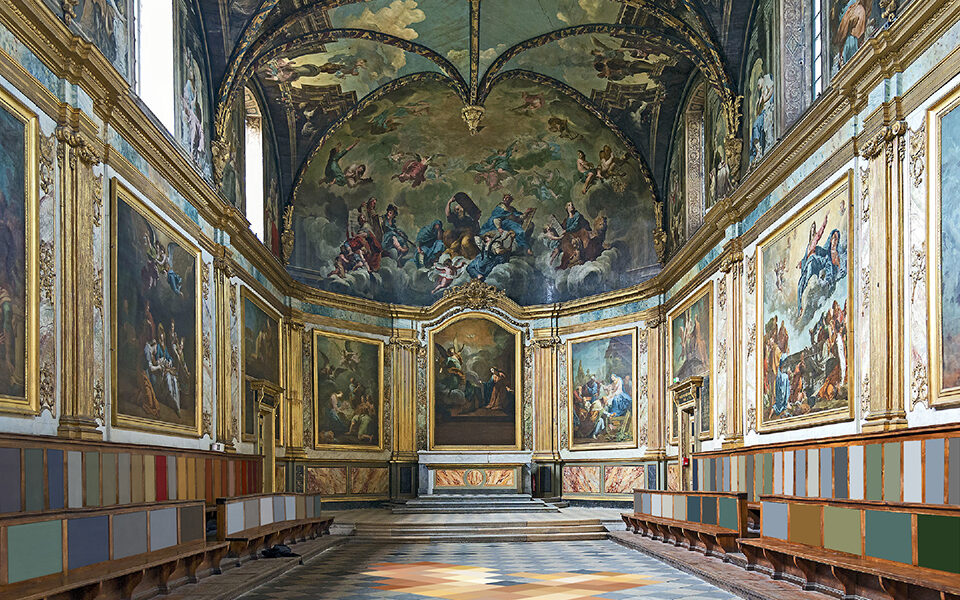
[262,544,302,560]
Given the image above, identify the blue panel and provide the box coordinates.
[47,449,64,510]
[762,501,788,539]
[67,516,109,569]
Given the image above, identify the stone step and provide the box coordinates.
[353,524,606,537]
[354,519,602,530]
[351,532,610,543]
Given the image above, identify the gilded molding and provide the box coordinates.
[92,266,102,312]
[38,360,55,416]
[859,165,870,222]
[910,122,925,188]
[912,360,928,408]
[201,260,210,302]
[93,378,103,422]
[39,129,55,196]
[91,171,102,227]
[38,239,54,303]
[746,253,756,295]
[280,204,294,264]
[202,410,213,438]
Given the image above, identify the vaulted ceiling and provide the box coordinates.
[197,0,754,204]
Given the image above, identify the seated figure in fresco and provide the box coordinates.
[381,204,412,266]
[415,220,446,268]
[344,197,383,271]
[479,194,534,254]
[466,230,513,280]
[443,193,481,259]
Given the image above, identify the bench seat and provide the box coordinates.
[223,517,333,563]
[740,533,960,599]
[622,512,741,558]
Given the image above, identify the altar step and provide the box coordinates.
[391,494,560,514]
[351,519,609,543]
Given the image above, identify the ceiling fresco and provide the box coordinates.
[289,78,658,306]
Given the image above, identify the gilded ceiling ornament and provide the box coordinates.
[461,105,484,135]
[93,378,104,423]
[61,0,79,23]
[39,131,56,196]
[724,134,743,185]
[202,410,213,438]
[441,278,507,311]
[39,240,55,304]
[653,226,667,265]
[281,205,295,264]
[910,122,925,188]
[911,360,928,408]
[880,0,898,25]
[909,243,925,303]
[39,361,55,417]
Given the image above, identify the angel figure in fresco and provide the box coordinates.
[180,56,205,164]
[750,61,775,163]
[468,142,519,194]
[547,116,583,141]
[261,57,325,84]
[591,36,657,81]
[328,243,369,277]
[834,0,870,68]
[391,153,442,188]
[511,91,545,114]
[774,257,788,294]
[431,257,468,294]
[324,141,360,186]
[322,55,367,80]
[522,169,569,204]
[343,163,372,188]
[315,347,348,382]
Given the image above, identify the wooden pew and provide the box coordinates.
[738,495,960,600]
[0,500,228,600]
[622,489,748,559]
[215,493,332,564]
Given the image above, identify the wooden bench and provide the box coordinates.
[622,489,748,559]
[0,500,228,600]
[739,495,960,600]
[216,493,332,564]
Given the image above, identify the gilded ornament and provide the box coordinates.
[39,241,55,304]
[93,268,103,313]
[860,374,870,417]
[281,205,295,264]
[202,410,213,438]
[229,282,238,315]
[638,328,648,355]
[746,253,757,294]
[230,347,239,373]
[860,268,870,313]
[746,404,756,433]
[92,172,103,227]
[638,375,648,400]
[202,332,211,362]
[746,323,757,358]
[717,277,726,310]
[93,379,104,422]
[717,338,727,370]
[39,362,55,416]
[39,131,55,196]
[212,138,231,187]
[910,122,925,188]
[859,166,870,222]
[653,227,668,264]
[61,0,78,22]
[880,0,897,24]
[201,261,210,301]
[638,423,648,447]
[911,360,928,408]
[232,415,239,440]
[441,278,507,310]
[909,243,925,303]
[461,105,484,135]
[724,134,743,184]
[718,411,727,435]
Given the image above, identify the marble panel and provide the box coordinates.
[350,467,389,495]
[603,466,646,494]
[562,465,600,494]
[306,466,348,495]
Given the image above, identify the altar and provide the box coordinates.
[417,451,534,495]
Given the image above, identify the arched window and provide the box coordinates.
[136,0,175,131]
[244,88,265,243]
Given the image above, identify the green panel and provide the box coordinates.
[883,443,901,502]
[23,448,44,512]
[718,497,738,531]
[84,452,100,507]
[823,506,862,555]
[865,444,882,501]
[102,453,117,506]
[7,520,63,583]
[865,510,912,564]
[762,453,773,495]
[917,514,960,574]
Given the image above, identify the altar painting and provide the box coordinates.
[430,315,520,448]
[567,330,637,450]
[112,181,200,435]
[242,292,280,437]
[313,331,383,450]
[669,284,712,438]
[757,176,852,430]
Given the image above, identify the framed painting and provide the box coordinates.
[928,85,960,407]
[429,314,521,449]
[111,179,201,435]
[312,330,384,450]
[241,289,282,441]
[756,174,854,431]
[668,282,713,439]
[566,329,637,450]
[0,86,38,416]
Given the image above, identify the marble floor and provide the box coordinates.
[239,540,740,600]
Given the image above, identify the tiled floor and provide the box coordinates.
[239,540,741,600]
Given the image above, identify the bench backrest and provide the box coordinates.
[216,493,322,539]
[633,489,748,536]
[0,435,261,516]
[0,500,206,588]
[760,495,960,575]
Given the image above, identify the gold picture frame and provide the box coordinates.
[755,173,855,432]
[565,327,638,451]
[110,178,203,436]
[428,312,522,451]
[311,329,385,451]
[667,281,714,441]
[928,84,960,407]
[240,287,284,443]
[0,86,38,416]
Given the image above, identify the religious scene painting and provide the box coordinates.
[313,331,383,449]
[242,293,280,437]
[704,88,731,208]
[70,0,130,79]
[290,78,658,306]
[758,177,852,430]
[0,94,34,407]
[829,0,885,77]
[431,316,520,448]
[112,182,200,435]
[220,97,246,208]
[931,94,960,400]
[567,330,637,450]
[175,0,211,176]
[667,119,685,254]
[743,0,778,167]
[669,285,712,437]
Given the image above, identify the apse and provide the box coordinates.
[288,78,659,306]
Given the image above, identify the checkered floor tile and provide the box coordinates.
[239,540,740,599]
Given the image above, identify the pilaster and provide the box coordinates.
[645,312,666,456]
[284,320,306,456]
[720,242,744,448]
[390,333,419,463]
[214,248,236,451]
[531,336,561,463]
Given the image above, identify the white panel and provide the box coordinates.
[784,451,794,496]
[226,501,244,535]
[285,496,296,521]
[903,440,923,503]
[849,445,864,500]
[260,497,273,525]
[807,448,819,497]
[652,494,661,517]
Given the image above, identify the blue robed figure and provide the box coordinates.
[479,195,530,251]
[415,220,445,268]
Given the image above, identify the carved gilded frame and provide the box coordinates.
[667,281,714,441]
[0,85,38,416]
[428,312,522,451]
[110,179,203,436]
[240,287,284,443]
[565,327,639,451]
[755,173,855,432]
[928,84,960,407]
[311,329,385,452]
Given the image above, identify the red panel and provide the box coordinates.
[155,455,167,502]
